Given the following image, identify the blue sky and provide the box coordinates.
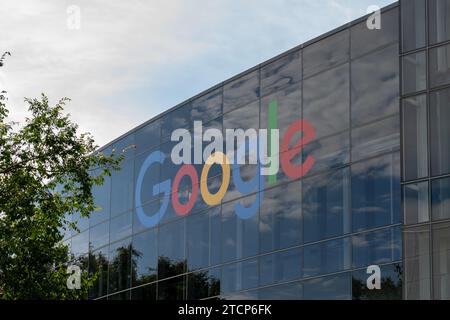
[0,0,395,147]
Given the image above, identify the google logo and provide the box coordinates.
[135,106,316,228]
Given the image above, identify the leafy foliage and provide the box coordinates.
[0,53,122,299]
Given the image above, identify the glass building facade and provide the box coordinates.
[62,1,450,300]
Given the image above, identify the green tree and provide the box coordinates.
[0,52,122,299]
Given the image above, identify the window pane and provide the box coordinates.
[158,219,186,279]
[71,229,89,258]
[352,44,399,126]
[259,182,302,253]
[90,171,111,227]
[109,211,132,243]
[135,119,160,155]
[303,30,349,78]
[401,0,427,52]
[187,267,221,299]
[191,88,222,123]
[404,182,430,225]
[108,238,132,294]
[430,44,450,88]
[111,160,134,217]
[260,83,301,147]
[429,0,450,45]
[90,221,109,251]
[303,238,351,278]
[259,247,302,286]
[402,51,427,95]
[402,95,428,180]
[430,88,450,176]
[223,100,259,132]
[133,199,161,234]
[352,263,403,300]
[221,259,258,294]
[303,273,351,300]
[223,70,259,113]
[303,63,349,139]
[261,50,301,97]
[303,131,350,174]
[432,222,450,299]
[404,225,431,300]
[89,247,109,299]
[157,276,185,300]
[161,103,192,139]
[131,228,157,287]
[431,177,450,221]
[130,283,156,300]
[351,153,401,232]
[352,227,402,268]
[221,195,259,262]
[186,212,209,271]
[258,282,302,300]
[351,8,398,58]
[303,168,350,243]
[352,116,400,162]
[110,133,135,161]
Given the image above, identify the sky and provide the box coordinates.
[0,0,395,147]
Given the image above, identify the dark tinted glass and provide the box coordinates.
[135,119,161,155]
[404,182,430,225]
[90,221,109,250]
[404,225,431,300]
[303,131,350,174]
[431,177,450,221]
[402,95,428,180]
[223,70,259,113]
[191,88,222,123]
[221,195,259,262]
[259,182,302,253]
[352,263,403,300]
[352,116,400,162]
[161,103,192,139]
[351,8,398,58]
[260,83,301,147]
[259,247,302,286]
[109,211,132,243]
[303,168,350,243]
[108,238,132,294]
[351,44,399,126]
[303,273,351,300]
[110,133,135,161]
[432,222,450,299]
[89,247,109,299]
[107,291,130,300]
[401,0,427,52]
[402,51,427,95]
[187,267,221,299]
[133,199,161,234]
[158,219,186,279]
[258,282,302,300]
[130,283,156,300]
[429,0,450,45]
[223,100,259,132]
[430,88,450,176]
[351,153,401,232]
[134,148,161,206]
[221,259,258,294]
[352,227,402,268]
[90,172,111,227]
[303,63,349,139]
[303,30,349,77]
[261,50,301,97]
[157,276,185,300]
[186,212,209,271]
[111,160,134,217]
[430,44,450,88]
[132,228,157,286]
[303,238,351,278]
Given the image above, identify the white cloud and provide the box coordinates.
[0,0,395,146]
